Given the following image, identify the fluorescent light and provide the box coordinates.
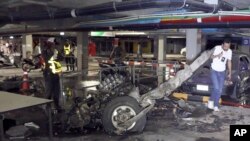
[60,32,65,36]
[91,31,114,37]
[168,36,185,38]
[91,31,146,36]
[115,31,146,35]
[10,36,14,39]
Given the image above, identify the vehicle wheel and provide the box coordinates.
[239,95,250,105]
[102,96,146,135]
[22,63,31,72]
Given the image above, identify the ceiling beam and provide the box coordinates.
[22,0,48,6]
[0,0,21,7]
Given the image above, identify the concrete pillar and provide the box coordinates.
[77,32,89,79]
[186,29,202,63]
[22,34,33,58]
[153,36,159,59]
[157,35,166,85]
[201,35,207,51]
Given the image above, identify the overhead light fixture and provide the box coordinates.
[10,36,14,39]
[168,36,185,39]
[91,31,114,37]
[204,0,218,5]
[115,31,146,35]
[60,32,65,36]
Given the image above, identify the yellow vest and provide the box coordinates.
[48,57,62,74]
[64,45,71,55]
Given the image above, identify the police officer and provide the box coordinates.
[42,38,62,111]
[64,40,71,71]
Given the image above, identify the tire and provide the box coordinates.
[239,92,250,105]
[102,96,146,135]
[22,63,31,72]
[237,80,250,105]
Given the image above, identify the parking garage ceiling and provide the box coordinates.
[0,0,250,34]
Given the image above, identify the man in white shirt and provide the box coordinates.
[33,42,41,57]
[208,38,232,111]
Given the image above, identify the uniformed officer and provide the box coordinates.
[64,40,71,71]
[42,38,62,111]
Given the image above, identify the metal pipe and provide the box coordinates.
[2,21,250,35]
[1,0,218,24]
[74,0,185,16]
[108,21,250,30]
[0,23,241,35]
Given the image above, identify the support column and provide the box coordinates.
[201,35,207,51]
[186,29,202,63]
[22,34,33,58]
[77,32,89,79]
[153,36,159,59]
[157,35,166,85]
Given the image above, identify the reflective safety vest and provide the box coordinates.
[48,57,62,74]
[64,45,71,56]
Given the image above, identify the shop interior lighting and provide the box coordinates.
[60,32,65,36]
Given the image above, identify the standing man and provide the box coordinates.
[110,38,123,64]
[33,40,41,57]
[69,43,76,71]
[42,37,62,111]
[88,39,96,57]
[64,40,71,71]
[208,38,232,111]
[137,42,142,60]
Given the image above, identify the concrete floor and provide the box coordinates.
[1,59,250,141]
[22,105,250,141]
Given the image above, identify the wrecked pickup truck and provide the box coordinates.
[59,49,214,135]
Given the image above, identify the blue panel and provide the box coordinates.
[242,38,250,45]
[201,28,219,33]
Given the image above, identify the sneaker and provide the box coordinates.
[207,100,214,109]
[213,106,220,112]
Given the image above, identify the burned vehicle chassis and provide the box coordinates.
[59,49,215,135]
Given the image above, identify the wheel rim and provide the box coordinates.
[23,64,31,72]
[111,105,136,130]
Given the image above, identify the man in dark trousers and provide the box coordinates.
[42,37,62,111]
[110,38,124,64]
